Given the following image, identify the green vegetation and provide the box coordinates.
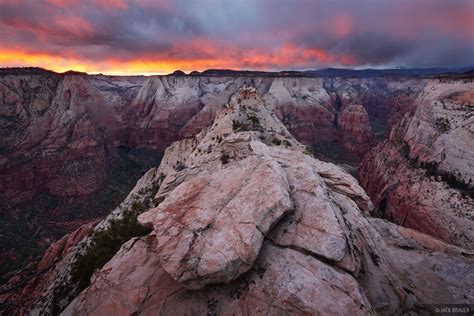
[405,145,473,198]
[232,115,262,132]
[369,117,387,143]
[420,161,438,176]
[311,141,359,172]
[248,115,260,126]
[232,119,242,131]
[304,145,314,157]
[419,161,473,198]
[220,153,230,164]
[400,142,410,159]
[0,147,162,284]
[174,161,187,171]
[282,139,292,147]
[312,141,345,161]
[272,137,282,146]
[71,201,151,291]
[435,117,451,133]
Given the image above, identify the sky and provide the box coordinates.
[0,0,473,75]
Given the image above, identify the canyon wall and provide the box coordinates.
[0,71,422,210]
[2,70,473,314]
[2,87,470,315]
[359,77,474,249]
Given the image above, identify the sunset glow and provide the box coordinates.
[0,0,473,74]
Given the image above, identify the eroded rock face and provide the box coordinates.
[62,87,473,315]
[0,73,423,211]
[0,74,422,284]
[0,166,166,315]
[403,81,474,186]
[139,156,293,289]
[63,237,373,316]
[338,104,373,157]
[0,222,96,315]
[3,73,472,315]
[360,79,474,249]
[0,73,142,206]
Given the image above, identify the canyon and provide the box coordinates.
[0,68,472,314]
[360,78,474,249]
[0,68,421,281]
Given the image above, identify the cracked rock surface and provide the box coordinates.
[63,87,473,315]
[138,156,293,289]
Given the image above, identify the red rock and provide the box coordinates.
[359,80,474,249]
[337,104,373,158]
[0,221,95,315]
[61,87,472,316]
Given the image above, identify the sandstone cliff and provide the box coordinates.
[359,78,474,249]
[1,71,424,281]
[0,73,421,209]
[8,87,468,315]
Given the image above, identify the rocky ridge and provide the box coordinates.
[1,72,422,282]
[46,87,472,315]
[2,73,473,314]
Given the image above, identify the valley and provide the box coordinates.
[0,68,472,315]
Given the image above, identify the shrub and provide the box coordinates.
[71,201,151,291]
[272,138,282,146]
[304,145,314,157]
[420,161,438,176]
[435,117,450,133]
[220,153,230,164]
[400,142,410,159]
[248,115,260,126]
[232,120,242,131]
[174,161,186,171]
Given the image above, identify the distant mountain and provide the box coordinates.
[187,67,474,78]
[303,67,474,78]
[0,67,58,76]
[1,66,473,78]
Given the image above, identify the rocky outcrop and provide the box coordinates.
[0,74,423,209]
[58,88,472,315]
[0,165,165,315]
[338,104,373,157]
[138,156,293,289]
[1,72,427,283]
[8,71,474,315]
[62,221,474,316]
[0,73,142,206]
[403,81,474,187]
[0,222,95,315]
[360,79,474,249]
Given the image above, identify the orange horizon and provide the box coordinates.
[1,0,472,75]
[0,44,361,76]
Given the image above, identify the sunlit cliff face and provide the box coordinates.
[0,0,472,74]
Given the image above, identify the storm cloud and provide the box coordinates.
[0,0,473,74]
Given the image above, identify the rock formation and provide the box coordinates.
[2,70,473,315]
[337,104,373,157]
[45,87,471,315]
[360,78,474,249]
[0,72,421,209]
[0,71,423,282]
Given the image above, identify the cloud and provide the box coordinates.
[0,0,472,74]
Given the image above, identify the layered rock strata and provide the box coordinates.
[57,87,473,315]
[360,79,474,249]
